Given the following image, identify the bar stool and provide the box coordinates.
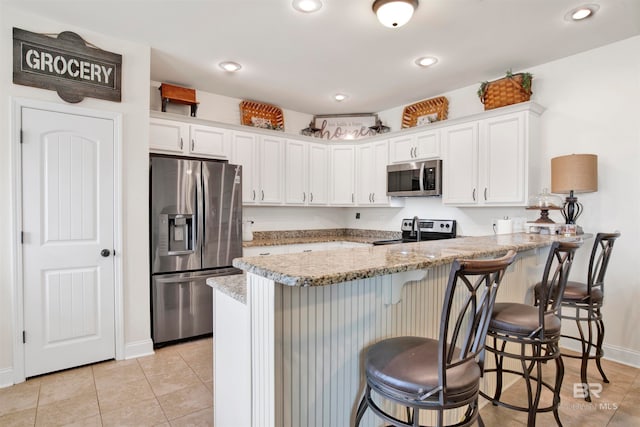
[549,232,620,402]
[480,240,581,427]
[354,250,517,427]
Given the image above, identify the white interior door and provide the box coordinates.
[21,107,116,377]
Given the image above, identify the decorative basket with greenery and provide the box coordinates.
[477,70,533,110]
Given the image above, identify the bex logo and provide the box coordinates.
[573,382,603,399]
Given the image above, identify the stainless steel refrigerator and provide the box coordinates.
[150,155,242,345]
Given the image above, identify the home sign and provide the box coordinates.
[13,27,122,103]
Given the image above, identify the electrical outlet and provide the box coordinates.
[355,212,360,219]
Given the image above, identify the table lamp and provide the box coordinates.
[551,154,598,232]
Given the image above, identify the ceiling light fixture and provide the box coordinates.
[415,56,438,67]
[292,0,323,13]
[334,93,347,102]
[565,4,599,21]
[372,0,418,28]
[219,61,242,72]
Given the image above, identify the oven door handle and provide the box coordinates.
[419,162,425,192]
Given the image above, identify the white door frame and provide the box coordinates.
[10,97,124,383]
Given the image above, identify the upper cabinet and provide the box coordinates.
[356,140,390,205]
[442,109,539,207]
[329,145,356,205]
[285,140,329,206]
[232,131,285,205]
[389,128,440,163]
[150,117,230,159]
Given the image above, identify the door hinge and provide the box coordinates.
[22,331,26,343]
[21,231,24,244]
[20,129,23,144]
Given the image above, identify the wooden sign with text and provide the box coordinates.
[13,27,122,103]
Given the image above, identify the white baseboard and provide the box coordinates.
[0,367,14,389]
[560,339,640,368]
[123,339,154,360]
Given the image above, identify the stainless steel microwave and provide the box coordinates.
[387,159,442,197]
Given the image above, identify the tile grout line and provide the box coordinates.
[137,356,171,425]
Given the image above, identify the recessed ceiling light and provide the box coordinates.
[219,61,242,72]
[334,93,347,102]
[565,4,600,21]
[415,56,438,67]
[292,0,323,13]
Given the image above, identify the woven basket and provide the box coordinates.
[239,100,284,130]
[401,96,449,128]
[480,74,532,110]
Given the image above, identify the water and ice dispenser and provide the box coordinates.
[158,213,195,256]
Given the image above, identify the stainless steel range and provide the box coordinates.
[373,218,457,245]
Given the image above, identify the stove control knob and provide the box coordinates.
[446,224,450,228]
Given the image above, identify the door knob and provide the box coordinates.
[100,249,111,257]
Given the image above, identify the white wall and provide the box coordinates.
[0,4,151,384]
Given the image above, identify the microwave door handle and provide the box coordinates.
[419,162,425,192]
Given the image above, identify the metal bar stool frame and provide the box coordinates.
[354,250,517,427]
[479,241,582,427]
[557,232,620,402]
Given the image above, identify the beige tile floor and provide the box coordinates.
[0,338,213,427]
[0,338,638,426]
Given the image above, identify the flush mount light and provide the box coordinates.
[415,56,438,67]
[334,93,347,102]
[292,0,322,13]
[372,0,419,28]
[219,61,242,72]
[564,4,600,21]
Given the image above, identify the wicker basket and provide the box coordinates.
[480,74,532,110]
[239,100,284,131]
[401,96,449,128]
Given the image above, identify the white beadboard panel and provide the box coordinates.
[44,268,98,343]
[247,248,544,427]
[43,133,97,244]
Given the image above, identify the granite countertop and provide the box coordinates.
[242,228,399,247]
[233,233,586,288]
[206,273,247,304]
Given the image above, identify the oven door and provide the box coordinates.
[386,160,442,197]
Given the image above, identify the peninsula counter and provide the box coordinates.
[210,233,583,427]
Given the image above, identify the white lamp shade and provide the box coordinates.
[373,0,418,28]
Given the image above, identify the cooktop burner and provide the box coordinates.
[372,218,457,245]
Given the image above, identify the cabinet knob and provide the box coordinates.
[372,193,375,203]
[252,190,256,201]
[484,188,487,201]
[310,193,313,202]
[180,138,183,150]
[261,190,265,201]
[303,192,306,202]
[191,139,195,151]
[472,188,476,201]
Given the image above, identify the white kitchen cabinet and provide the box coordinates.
[150,118,230,159]
[149,117,188,154]
[232,131,285,205]
[329,145,356,205]
[189,124,230,159]
[389,128,440,163]
[443,110,536,206]
[356,140,390,205]
[285,140,329,205]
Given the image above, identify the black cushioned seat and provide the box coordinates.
[562,281,603,302]
[366,336,480,403]
[490,303,561,336]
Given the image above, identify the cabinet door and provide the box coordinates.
[149,118,188,153]
[481,113,526,204]
[389,135,415,163]
[232,132,259,204]
[414,130,440,160]
[308,142,329,205]
[371,140,390,205]
[356,143,375,204]
[189,125,230,159]
[329,145,355,205]
[259,135,285,204]
[442,122,479,205]
[285,139,307,205]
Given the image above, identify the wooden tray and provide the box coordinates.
[401,96,449,128]
[239,100,284,131]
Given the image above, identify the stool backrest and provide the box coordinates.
[537,240,582,338]
[438,250,517,393]
[588,232,621,295]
